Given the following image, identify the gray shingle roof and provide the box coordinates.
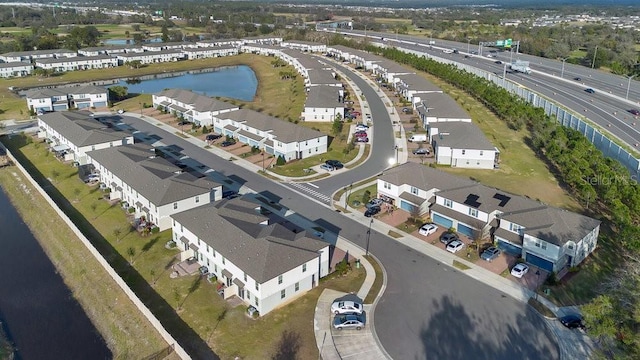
[39,111,131,147]
[436,183,540,214]
[379,162,476,191]
[307,70,341,86]
[156,89,239,113]
[415,94,471,120]
[395,74,441,92]
[26,88,67,99]
[66,85,107,95]
[219,109,325,143]
[35,54,114,64]
[0,62,32,69]
[432,121,496,150]
[87,144,221,206]
[170,197,327,283]
[499,207,601,247]
[280,49,324,69]
[305,86,343,108]
[377,59,412,74]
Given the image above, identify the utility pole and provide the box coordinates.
[591,45,598,69]
[627,74,637,100]
[560,58,568,78]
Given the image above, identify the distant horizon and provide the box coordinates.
[256,0,640,8]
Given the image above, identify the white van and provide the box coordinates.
[408,134,428,142]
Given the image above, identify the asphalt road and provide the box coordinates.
[120,114,559,359]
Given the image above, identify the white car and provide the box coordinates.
[419,223,438,236]
[446,240,464,253]
[117,109,125,114]
[355,124,369,132]
[331,300,364,315]
[511,263,530,278]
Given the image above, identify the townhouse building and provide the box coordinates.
[302,86,344,122]
[152,89,239,127]
[241,43,282,57]
[35,55,119,72]
[212,108,328,161]
[37,111,134,165]
[0,49,77,63]
[0,62,33,78]
[393,74,442,103]
[378,163,600,273]
[87,143,222,231]
[183,45,238,60]
[27,86,109,112]
[170,196,329,316]
[116,49,185,65]
[280,40,327,53]
[430,121,498,169]
[78,45,130,56]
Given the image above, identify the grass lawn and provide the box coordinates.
[3,133,366,359]
[347,184,377,209]
[417,72,581,211]
[452,260,471,271]
[363,255,384,304]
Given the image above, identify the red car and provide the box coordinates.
[354,131,368,138]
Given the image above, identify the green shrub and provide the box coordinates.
[276,155,286,166]
[335,259,350,275]
[128,207,135,214]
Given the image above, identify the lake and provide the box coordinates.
[0,185,111,359]
[115,66,258,101]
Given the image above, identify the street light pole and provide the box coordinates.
[467,39,471,53]
[626,74,637,100]
[591,45,598,69]
[365,218,373,256]
[394,145,398,164]
[262,151,265,172]
[560,58,568,78]
[535,270,541,300]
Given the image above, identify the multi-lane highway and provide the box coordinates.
[118,58,559,358]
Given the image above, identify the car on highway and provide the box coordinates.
[413,148,430,155]
[418,223,438,236]
[573,77,582,81]
[333,314,365,330]
[365,198,384,209]
[446,240,464,253]
[320,163,334,171]
[495,60,503,65]
[510,263,530,278]
[325,160,344,169]
[480,247,501,262]
[331,300,364,315]
[584,88,595,94]
[364,205,381,217]
[559,314,585,330]
[205,134,222,141]
[629,109,640,116]
[440,232,459,245]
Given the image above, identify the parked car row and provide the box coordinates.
[331,299,366,331]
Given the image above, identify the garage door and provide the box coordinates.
[497,240,522,256]
[525,252,554,272]
[457,223,475,238]
[400,200,415,212]
[432,213,453,229]
[94,101,107,108]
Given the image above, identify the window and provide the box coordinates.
[480,151,484,156]
[541,243,547,250]
[444,199,453,208]
[255,296,259,306]
[295,282,299,292]
[411,186,419,195]
[567,244,574,250]
[244,273,247,282]
[173,202,178,210]
[195,196,200,203]
[510,223,522,233]
[468,208,478,217]
[278,275,283,284]
[180,225,183,232]
[280,290,286,299]
[461,149,465,155]
[222,257,225,265]
[255,282,259,291]
[383,182,391,190]
[212,250,216,257]
[534,241,541,248]
[302,263,307,272]
[214,264,218,273]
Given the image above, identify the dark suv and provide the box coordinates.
[325,160,344,169]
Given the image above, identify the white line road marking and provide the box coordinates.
[306,182,319,188]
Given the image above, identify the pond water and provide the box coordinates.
[103,38,162,45]
[0,185,111,359]
[115,65,258,101]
